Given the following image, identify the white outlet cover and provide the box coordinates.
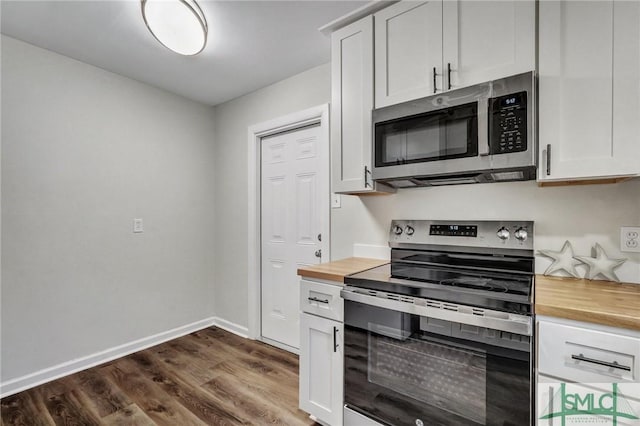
[620,226,640,253]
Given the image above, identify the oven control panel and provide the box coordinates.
[489,91,527,155]
[390,220,534,251]
[429,224,477,237]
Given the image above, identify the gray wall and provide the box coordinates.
[1,36,217,382]
[214,62,640,330]
[213,63,331,328]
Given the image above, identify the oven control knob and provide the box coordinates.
[393,225,403,235]
[496,227,510,240]
[514,227,528,241]
[405,226,415,236]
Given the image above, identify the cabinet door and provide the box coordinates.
[442,0,535,90]
[299,313,344,426]
[538,1,640,181]
[331,17,374,193]
[612,0,640,177]
[374,0,443,108]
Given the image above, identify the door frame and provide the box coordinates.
[247,104,331,341]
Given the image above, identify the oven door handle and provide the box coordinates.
[340,288,532,336]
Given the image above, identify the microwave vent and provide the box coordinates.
[412,172,482,187]
[426,177,479,186]
[388,179,417,188]
[490,171,525,181]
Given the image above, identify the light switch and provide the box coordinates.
[133,218,144,233]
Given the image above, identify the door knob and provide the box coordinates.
[315,249,322,258]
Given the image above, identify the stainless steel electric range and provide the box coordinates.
[341,220,535,426]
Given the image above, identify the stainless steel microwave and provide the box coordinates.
[371,71,536,188]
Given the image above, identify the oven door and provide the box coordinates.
[343,299,532,426]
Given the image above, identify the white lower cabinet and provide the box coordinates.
[299,312,344,426]
[299,279,344,426]
[537,316,640,384]
[536,317,640,424]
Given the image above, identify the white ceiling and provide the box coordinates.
[1,0,367,106]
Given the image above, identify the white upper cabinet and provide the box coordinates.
[442,1,535,90]
[331,17,373,193]
[331,16,394,194]
[538,0,640,181]
[374,0,535,108]
[374,1,443,108]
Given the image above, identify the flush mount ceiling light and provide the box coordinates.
[141,0,208,56]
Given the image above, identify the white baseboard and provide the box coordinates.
[0,317,216,398]
[212,317,249,339]
[353,243,390,260]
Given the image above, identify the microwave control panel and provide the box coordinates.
[489,91,527,154]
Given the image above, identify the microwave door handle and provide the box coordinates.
[477,98,490,156]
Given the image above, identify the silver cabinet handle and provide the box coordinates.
[447,62,452,90]
[308,296,329,304]
[571,354,631,371]
[333,326,339,352]
[546,144,551,176]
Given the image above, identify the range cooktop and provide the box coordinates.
[345,220,535,315]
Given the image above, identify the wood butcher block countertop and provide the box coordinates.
[535,275,640,331]
[297,257,389,284]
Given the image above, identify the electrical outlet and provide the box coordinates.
[133,218,144,233]
[620,226,640,252]
[332,193,341,209]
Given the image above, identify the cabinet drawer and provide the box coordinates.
[538,320,640,383]
[300,279,344,322]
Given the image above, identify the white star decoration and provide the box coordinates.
[575,243,626,282]
[537,240,582,278]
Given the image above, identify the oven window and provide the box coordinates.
[368,331,487,424]
[344,300,530,426]
[375,102,478,167]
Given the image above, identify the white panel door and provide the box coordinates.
[443,0,535,90]
[374,0,443,108]
[299,313,344,426]
[538,0,640,181]
[261,124,329,350]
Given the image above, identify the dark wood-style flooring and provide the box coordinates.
[1,327,316,425]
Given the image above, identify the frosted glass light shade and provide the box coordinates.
[141,0,207,56]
